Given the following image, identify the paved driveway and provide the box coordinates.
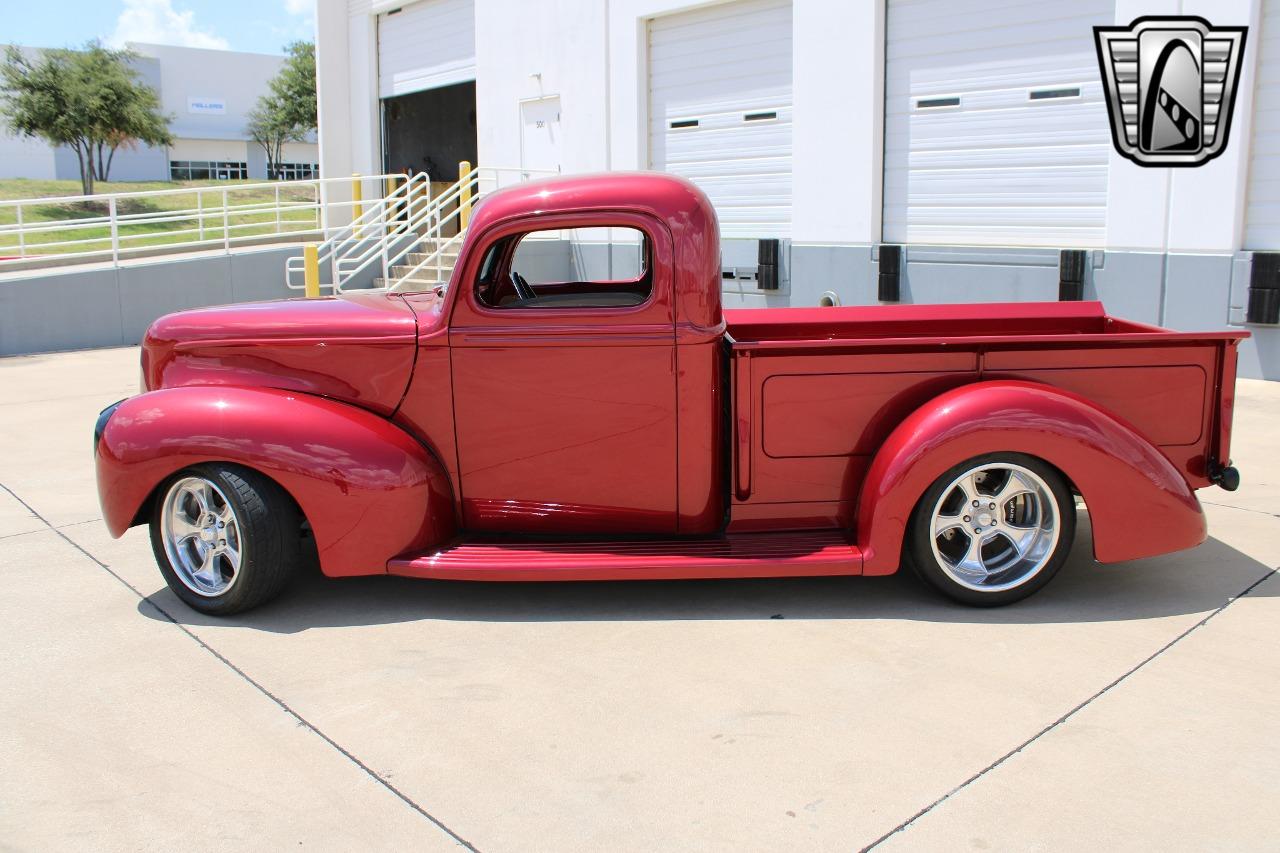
[2,346,1277,851]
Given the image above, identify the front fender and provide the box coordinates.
[96,386,455,577]
[856,381,1204,575]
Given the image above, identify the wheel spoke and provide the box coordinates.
[933,513,965,539]
[215,553,235,584]
[197,547,217,581]
[992,469,1036,508]
[994,523,1038,558]
[183,539,205,574]
[222,539,241,570]
[185,482,213,520]
[955,472,982,505]
[953,531,987,575]
[169,513,201,541]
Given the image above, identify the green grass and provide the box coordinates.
[0,178,320,257]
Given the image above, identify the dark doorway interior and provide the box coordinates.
[382,81,478,182]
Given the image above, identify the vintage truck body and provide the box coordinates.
[95,173,1246,613]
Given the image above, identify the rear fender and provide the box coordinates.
[96,386,455,577]
[856,380,1204,575]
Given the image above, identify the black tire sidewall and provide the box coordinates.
[907,452,1076,607]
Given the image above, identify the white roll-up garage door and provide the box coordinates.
[647,0,792,238]
[883,0,1114,247]
[1246,0,1280,249]
[378,0,475,99]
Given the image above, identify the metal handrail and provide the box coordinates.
[294,179,406,271]
[284,172,432,290]
[382,167,482,292]
[286,166,553,294]
[0,172,406,269]
[383,166,554,293]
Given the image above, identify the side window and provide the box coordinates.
[476,226,651,309]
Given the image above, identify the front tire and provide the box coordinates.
[150,464,302,615]
[906,453,1075,606]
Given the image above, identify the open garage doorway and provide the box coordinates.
[382,80,478,184]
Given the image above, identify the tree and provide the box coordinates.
[246,97,293,180]
[249,41,316,178]
[0,43,172,195]
[273,41,317,135]
[87,48,172,183]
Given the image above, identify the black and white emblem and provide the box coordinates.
[1094,17,1247,167]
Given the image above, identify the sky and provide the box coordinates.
[0,0,316,56]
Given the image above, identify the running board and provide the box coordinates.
[388,531,863,581]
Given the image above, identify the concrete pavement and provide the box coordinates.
[1,346,1277,851]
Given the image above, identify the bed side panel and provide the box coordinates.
[984,344,1219,485]
[732,351,979,528]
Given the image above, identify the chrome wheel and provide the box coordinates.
[928,462,1060,593]
[159,476,243,597]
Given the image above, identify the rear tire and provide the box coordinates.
[149,464,302,615]
[906,453,1075,607]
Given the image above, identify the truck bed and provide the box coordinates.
[724,301,1246,532]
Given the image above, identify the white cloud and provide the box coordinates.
[108,0,230,50]
[279,0,316,42]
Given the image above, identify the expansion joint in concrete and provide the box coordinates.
[860,564,1279,851]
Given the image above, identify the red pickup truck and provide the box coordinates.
[95,173,1245,615]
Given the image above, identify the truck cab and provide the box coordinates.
[418,174,725,537]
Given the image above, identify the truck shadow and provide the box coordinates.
[139,516,1278,634]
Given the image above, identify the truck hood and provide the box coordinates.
[141,292,419,415]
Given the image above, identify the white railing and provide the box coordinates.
[0,174,404,271]
[286,165,553,295]
[285,171,438,291]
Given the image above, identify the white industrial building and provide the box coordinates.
[0,43,318,183]
[316,0,1279,378]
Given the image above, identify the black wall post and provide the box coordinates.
[1059,249,1087,301]
[1248,252,1280,325]
[878,244,902,302]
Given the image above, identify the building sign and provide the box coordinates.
[187,97,227,115]
[1095,17,1247,167]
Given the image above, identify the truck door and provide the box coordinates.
[448,213,678,534]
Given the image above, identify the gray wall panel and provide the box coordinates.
[118,256,234,341]
[788,245,874,307]
[900,254,1058,304]
[230,247,303,302]
[53,146,83,182]
[0,269,124,356]
[2,246,299,356]
[1161,254,1234,331]
[511,239,574,282]
[52,142,168,182]
[100,144,170,182]
[1088,251,1163,324]
[1239,331,1280,381]
[247,145,268,180]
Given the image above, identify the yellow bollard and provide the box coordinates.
[458,160,472,230]
[384,175,393,217]
[351,173,364,222]
[303,243,321,298]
